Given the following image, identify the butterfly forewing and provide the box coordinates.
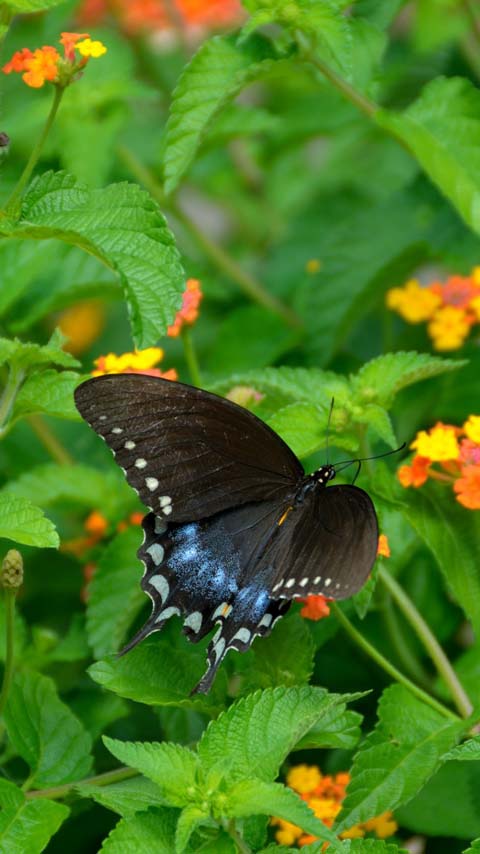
[74,375,303,523]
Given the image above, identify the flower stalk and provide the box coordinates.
[0,550,23,718]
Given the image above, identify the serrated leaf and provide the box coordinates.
[295,705,363,751]
[0,335,79,371]
[226,779,341,848]
[6,462,135,519]
[99,808,178,854]
[103,737,198,808]
[0,779,69,854]
[77,776,166,818]
[246,613,315,689]
[176,805,212,853]
[377,77,480,235]
[164,34,282,193]
[198,685,349,781]
[4,670,93,787]
[210,366,350,409]
[0,493,58,548]
[335,684,465,832]
[13,369,81,420]
[443,735,480,762]
[88,634,227,714]
[86,527,145,658]
[355,404,397,448]
[266,403,330,459]
[352,352,465,409]
[10,172,184,348]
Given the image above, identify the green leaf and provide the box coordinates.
[376,77,480,235]
[103,737,198,808]
[0,334,79,371]
[246,613,315,689]
[77,776,166,818]
[164,34,282,193]
[205,306,299,377]
[0,779,69,854]
[355,404,397,448]
[4,670,93,787]
[335,684,465,832]
[6,463,135,519]
[86,527,145,658]
[226,779,341,848]
[12,369,81,420]
[99,808,178,854]
[88,635,227,714]
[0,241,62,320]
[443,735,480,762]
[266,403,331,459]
[352,352,466,409]
[465,843,480,854]
[340,843,408,854]
[10,172,184,348]
[198,685,351,781]
[0,493,58,548]
[397,760,480,840]
[4,0,66,9]
[295,704,363,751]
[176,805,212,853]
[398,482,480,638]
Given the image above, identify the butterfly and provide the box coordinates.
[75,375,378,694]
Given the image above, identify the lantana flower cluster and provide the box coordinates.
[272,764,397,847]
[78,0,243,39]
[398,418,480,509]
[92,347,178,379]
[2,32,106,89]
[167,278,203,337]
[386,268,480,350]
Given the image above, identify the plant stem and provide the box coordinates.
[330,602,460,720]
[26,765,138,800]
[0,589,16,717]
[0,366,25,436]
[378,566,473,718]
[5,85,65,215]
[226,819,252,854]
[462,0,480,44]
[117,144,303,329]
[296,32,377,119]
[27,414,74,466]
[181,327,202,386]
[381,595,433,691]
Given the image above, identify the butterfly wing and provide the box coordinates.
[74,375,303,522]
[268,484,378,600]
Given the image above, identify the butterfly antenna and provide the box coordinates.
[326,397,335,465]
[334,442,406,474]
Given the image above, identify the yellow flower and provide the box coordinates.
[76,37,107,57]
[271,819,302,846]
[287,764,322,794]
[363,812,398,839]
[305,258,321,274]
[427,306,471,350]
[386,279,441,323]
[464,415,480,444]
[470,295,480,321]
[58,300,105,355]
[92,347,164,375]
[410,423,460,461]
[340,825,365,839]
[471,266,480,286]
[309,796,341,823]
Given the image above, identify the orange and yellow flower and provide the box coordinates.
[2,32,107,88]
[298,594,331,621]
[77,0,243,38]
[398,418,480,510]
[92,347,177,380]
[167,278,203,338]
[386,268,480,350]
[272,764,397,847]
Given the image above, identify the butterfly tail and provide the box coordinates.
[118,616,166,657]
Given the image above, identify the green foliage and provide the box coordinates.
[4,670,93,787]
[335,685,466,832]
[2,173,185,347]
[0,493,58,548]
[0,779,69,854]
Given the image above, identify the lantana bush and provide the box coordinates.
[1,1,480,853]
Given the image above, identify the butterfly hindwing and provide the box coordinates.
[74,375,303,523]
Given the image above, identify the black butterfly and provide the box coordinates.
[75,375,378,693]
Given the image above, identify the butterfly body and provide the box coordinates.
[75,374,378,693]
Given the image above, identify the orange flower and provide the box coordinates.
[2,32,107,88]
[427,306,473,351]
[167,278,203,338]
[58,300,105,355]
[77,0,243,36]
[274,764,397,847]
[377,534,390,557]
[298,594,331,621]
[397,455,430,488]
[454,465,480,509]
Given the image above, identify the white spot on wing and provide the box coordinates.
[162,505,172,515]
[212,602,230,621]
[324,578,332,587]
[299,577,309,587]
[272,580,283,592]
[285,578,295,589]
[154,517,167,535]
[314,576,321,584]
[146,477,159,492]
[125,440,136,450]
[231,627,251,645]
[159,496,171,508]
[157,606,180,621]
[212,637,226,662]
[135,458,147,469]
[259,613,272,629]
[99,415,107,421]
[184,611,203,633]
[147,543,164,566]
[112,427,123,434]
[148,575,169,602]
